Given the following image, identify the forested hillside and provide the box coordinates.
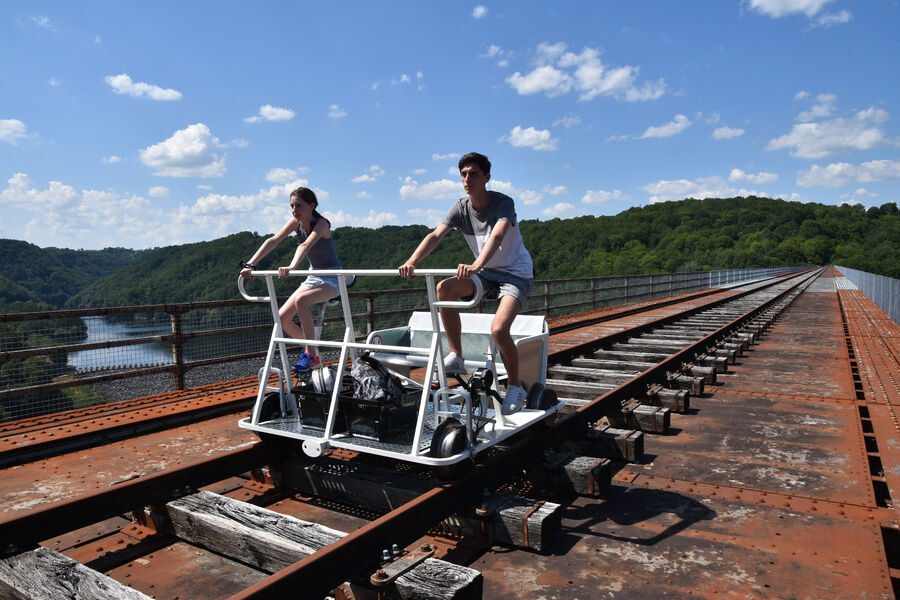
[0,240,140,310]
[3,196,898,310]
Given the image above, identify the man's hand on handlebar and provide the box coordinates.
[398,263,416,279]
[240,267,254,280]
[456,263,479,279]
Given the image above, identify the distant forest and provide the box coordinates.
[2,196,898,312]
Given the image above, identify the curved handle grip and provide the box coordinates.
[432,274,484,309]
[237,274,270,302]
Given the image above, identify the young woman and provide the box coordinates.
[240,186,343,371]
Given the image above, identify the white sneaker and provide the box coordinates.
[443,352,466,375]
[501,384,527,415]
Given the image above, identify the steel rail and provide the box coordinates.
[0,443,282,555]
[230,268,820,599]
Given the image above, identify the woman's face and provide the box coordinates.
[290,195,314,220]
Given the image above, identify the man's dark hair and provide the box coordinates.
[458,152,491,175]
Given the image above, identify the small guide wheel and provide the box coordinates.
[429,417,473,480]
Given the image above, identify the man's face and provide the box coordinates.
[460,164,490,195]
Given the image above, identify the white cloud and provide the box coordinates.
[102,155,122,164]
[507,43,664,103]
[29,15,56,31]
[407,208,447,226]
[140,123,226,178]
[642,175,772,203]
[327,209,398,228]
[230,138,250,149]
[104,74,182,101]
[48,77,61,87]
[544,185,567,196]
[553,114,581,129]
[328,104,347,119]
[148,186,169,198]
[729,168,778,184]
[713,126,745,140]
[266,167,309,184]
[746,0,835,18]
[433,153,460,161]
[472,5,488,19]
[411,168,427,175]
[352,165,385,183]
[796,93,837,122]
[640,114,691,139]
[767,107,892,158]
[507,125,559,151]
[245,104,295,123]
[0,119,28,145]
[813,10,852,27]
[796,159,900,187]
[489,179,542,205]
[196,184,214,191]
[794,90,810,101]
[356,190,372,199]
[582,189,628,205]
[542,202,576,217]
[399,177,461,201]
[482,44,509,67]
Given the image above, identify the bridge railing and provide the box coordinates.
[835,266,900,324]
[0,266,796,421]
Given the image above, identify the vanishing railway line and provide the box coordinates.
[3,267,895,599]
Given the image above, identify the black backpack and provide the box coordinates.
[350,355,405,402]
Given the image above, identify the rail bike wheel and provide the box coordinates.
[429,417,473,480]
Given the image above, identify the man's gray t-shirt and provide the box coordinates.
[442,191,534,279]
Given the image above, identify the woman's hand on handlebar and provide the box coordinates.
[240,267,254,280]
[277,266,292,278]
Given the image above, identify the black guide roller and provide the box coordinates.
[429,417,473,480]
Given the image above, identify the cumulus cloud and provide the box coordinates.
[0,119,28,145]
[796,159,900,187]
[433,153,460,161]
[101,155,122,164]
[553,114,581,129]
[642,175,776,203]
[796,93,837,122]
[148,186,169,198]
[244,104,295,123]
[489,179,543,205]
[328,104,347,119]
[266,167,309,184]
[767,107,892,158]
[713,126,745,140]
[582,189,628,205]
[407,208,447,226]
[104,74,182,101]
[327,209,398,228]
[746,0,835,18]
[729,168,778,184]
[813,9,852,27]
[29,15,56,31]
[482,44,509,67]
[352,165,385,183]
[639,114,691,139]
[472,5,488,19]
[507,125,559,150]
[542,202,576,217]
[544,185,567,196]
[399,177,461,201]
[506,42,664,103]
[140,123,226,178]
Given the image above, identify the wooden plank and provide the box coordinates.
[564,424,644,462]
[393,558,482,599]
[608,399,670,434]
[167,491,481,599]
[491,497,561,553]
[0,546,151,600]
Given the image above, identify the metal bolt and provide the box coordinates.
[382,549,391,561]
[420,543,432,553]
[374,569,387,580]
[391,544,400,556]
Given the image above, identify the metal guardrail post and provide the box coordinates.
[366,295,375,334]
[169,308,185,390]
[591,278,597,310]
[543,282,551,317]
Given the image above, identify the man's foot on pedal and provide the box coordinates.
[443,352,466,375]
[501,384,527,415]
[293,351,321,375]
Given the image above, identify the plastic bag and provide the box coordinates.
[350,355,404,402]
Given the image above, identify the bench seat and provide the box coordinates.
[365,311,548,388]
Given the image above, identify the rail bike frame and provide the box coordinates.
[236,268,559,468]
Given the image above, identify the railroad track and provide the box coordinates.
[6,267,883,599]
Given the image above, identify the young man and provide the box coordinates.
[399,152,534,415]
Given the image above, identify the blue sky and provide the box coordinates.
[1,1,898,250]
